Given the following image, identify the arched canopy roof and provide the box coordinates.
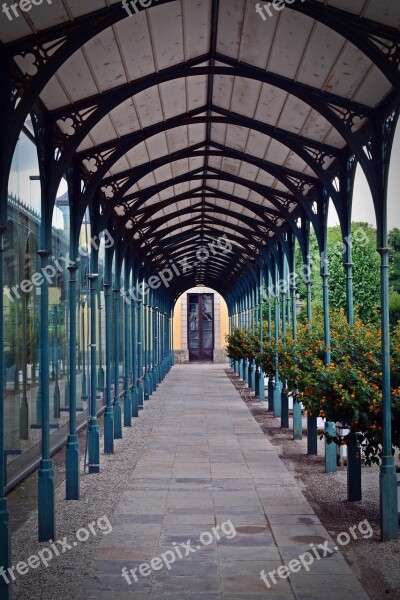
[3,0,400,301]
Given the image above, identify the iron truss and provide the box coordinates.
[0,0,399,296]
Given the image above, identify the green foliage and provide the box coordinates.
[228,309,400,465]
[389,228,400,295]
[296,223,381,323]
[389,291,400,327]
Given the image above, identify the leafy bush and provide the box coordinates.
[228,308,400,465]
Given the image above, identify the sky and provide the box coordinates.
[328,125,400,229]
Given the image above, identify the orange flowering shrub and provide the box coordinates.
[228,310,400,465]
[280,309,400,465]
[225,328,259,362]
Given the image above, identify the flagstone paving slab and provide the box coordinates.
[81,364,369,599]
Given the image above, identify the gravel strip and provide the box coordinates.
[10,378,168,600]
[226,371,400,600]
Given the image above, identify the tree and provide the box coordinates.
[389,228,400,294]
[296,223,380,324]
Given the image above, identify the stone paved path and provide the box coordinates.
[82,364,369,599]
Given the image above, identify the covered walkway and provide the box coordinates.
[82,364,368,600]
[1,2,400,598]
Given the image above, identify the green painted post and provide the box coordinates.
[81,297,87,401]
[305,232,317,454]
[103,248,114,453]
[97,280,105,392]
[281,257,289,428]
[152,298,158,391]
[321,226,336,474]
[344,219,362,499]
[379,244,398,540]
[53,305,60,419]
[0,228,12,600]
[37,250,55,542]
[88,262,100,474]
[143,300,150,400]
[267,272,274,412]
[292,249,302,440]
[123,265,132,428]
[66,262,80,498]
[307,415,318,454]
[150,295,155,392]
[259,272,265,401]
[251,286,256,391]
[20,294,29,440]
[113,264,122,439]
[348,431,362,501]
[137,298,144,408]
[325,421,337,473]
[131,291,138,418]
[273,266,282,418]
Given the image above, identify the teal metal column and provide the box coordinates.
[38,249,55,541]
[267,270,274,412]
[305,235,317,454]
[143,296,150,400]
[103,247,114,453]
[239,294,244,380]
[273,262,282,418]
[379,244,398,539]
[250,285,256,391]
[171,310,175,367]
[0,227,12,600]
[291,240,302,441]
[137,298,144,408]
[152,298,158,391]
[88,250,100,474]
[123,262,132,428]
[97,278,104,393]
[113,257,122,439]
[149,296,155,393]
[81,295,87,401]
[65,261,80,499]
[131,287,138,418]
[258,270,265,401]
[248,287,253,386]
[344,221,361,499]
[321,225,336,474]
[281,253,289,428]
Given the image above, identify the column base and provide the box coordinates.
[88,417,100,474]
[132,384,139,418]
[258,372,265,401]
[281,390,289,428]
[380,457,398,541]
[113,399,122,439]
[254,368,261,397]
[325,421,337,473]
[273,380,282,418]
[104,406,114,454]
[307,414,318,455]
[268,379,274,412]
[137,381,144,409]
[347,434,362,501]
[293,400,302,440]
[65,435,80,500]
[38,459,56,542]
[123,389,132,427]
[144,374,150,400]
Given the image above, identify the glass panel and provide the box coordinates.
[188,295,199,349]
[202,294,213,349]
